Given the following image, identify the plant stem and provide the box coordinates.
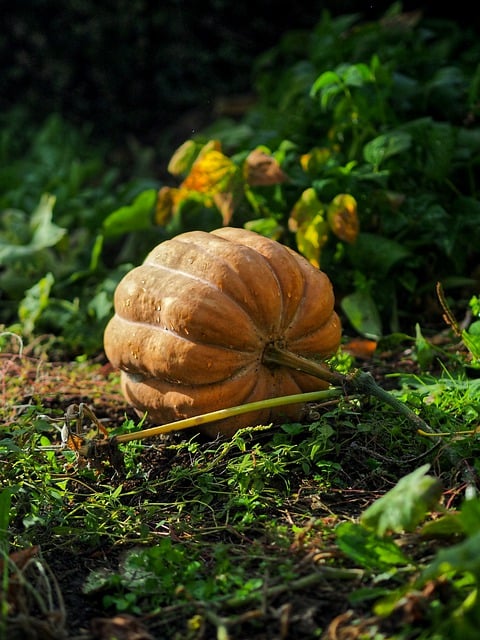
[224,566,363,609]
[263,344,435,435]
[114,344,435,444]
[114,388,343,443]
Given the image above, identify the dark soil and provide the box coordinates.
[2,340,470,640]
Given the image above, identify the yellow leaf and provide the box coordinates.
[327,194,359,244]
[155,186,192,226]
[155,186,176,226]
[167,140,199,177]
[288,188,324,231]
[168,139,223,177]
[294,214,329,268]
[300,147,332,175]
[244,149,288,186]
[182,148,238,195]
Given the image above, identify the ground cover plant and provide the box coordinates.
[1,3,480,639]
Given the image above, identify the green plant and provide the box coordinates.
[337,465,480,639]
[113,5,480,338]
[0,112,161,356]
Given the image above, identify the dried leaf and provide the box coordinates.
[244,149,288,186]
[155,186,176,226]
[327,194,359,244]
[0,545,39,574]
[213,192,235,226]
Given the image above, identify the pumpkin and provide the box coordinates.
[103,227,341,437]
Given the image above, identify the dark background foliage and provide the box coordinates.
[2,0,477,144]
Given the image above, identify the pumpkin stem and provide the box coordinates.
[114,388,343,442]
[263,344,344,386]
[262,344,435,436]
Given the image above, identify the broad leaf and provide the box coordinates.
[341,289,382,339]
[361,464,443,536]
[363,131,411,169]
[421,531,480,581]
[327,194,359,244]
[18,272,55,335]
[102,189,157,236]
[0,195,66,261]
[289,188,329,267]
[336,521,410,570]
[182,148,239,195]
[347,233,410,274]
[167,139,205,176]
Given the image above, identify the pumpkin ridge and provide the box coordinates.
[169,235,286,333]
[213,227,307,332]
[162,361,260,387]
[278,275,307,338]
[142,258,265,328]
[114,315,260,355]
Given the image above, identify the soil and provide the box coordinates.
[1,340,471,640]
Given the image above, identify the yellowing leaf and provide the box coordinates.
[289,189,329,267]
[244,149,288,186]
[213,192,235,226]
[167,140,199,177]
[182,149,238,195]
[295,215,329,268]
[168,139,222,177]
[155,186,182,225]
[300,147,332,174]
[288,188,324,231]
[327,194,359,244]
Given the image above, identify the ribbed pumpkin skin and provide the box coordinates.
[103,227,341,437]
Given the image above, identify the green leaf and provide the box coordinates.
[421,530,480,581]
[18,272,55,335]
[361,464,443,536]
[341,289,382,339]
[455,498,480,537]
[421,498,480,539]
[347,233,410,274]
[363,131,411,169]
[244,217,283,240]
[343,63,375,87]
[0,195,66,261]
[414,323,435,369]
[420,514,465,538]
[336,521,410,570]
[102,189,156,237]
[462,323,480,359]
[310,70,342,96]
[0,487,13,551]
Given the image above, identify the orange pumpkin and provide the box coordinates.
[103,227,341,437]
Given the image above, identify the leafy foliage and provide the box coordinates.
[0,113,161,356]
[133,6,480,337]
[2,6,480,354]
